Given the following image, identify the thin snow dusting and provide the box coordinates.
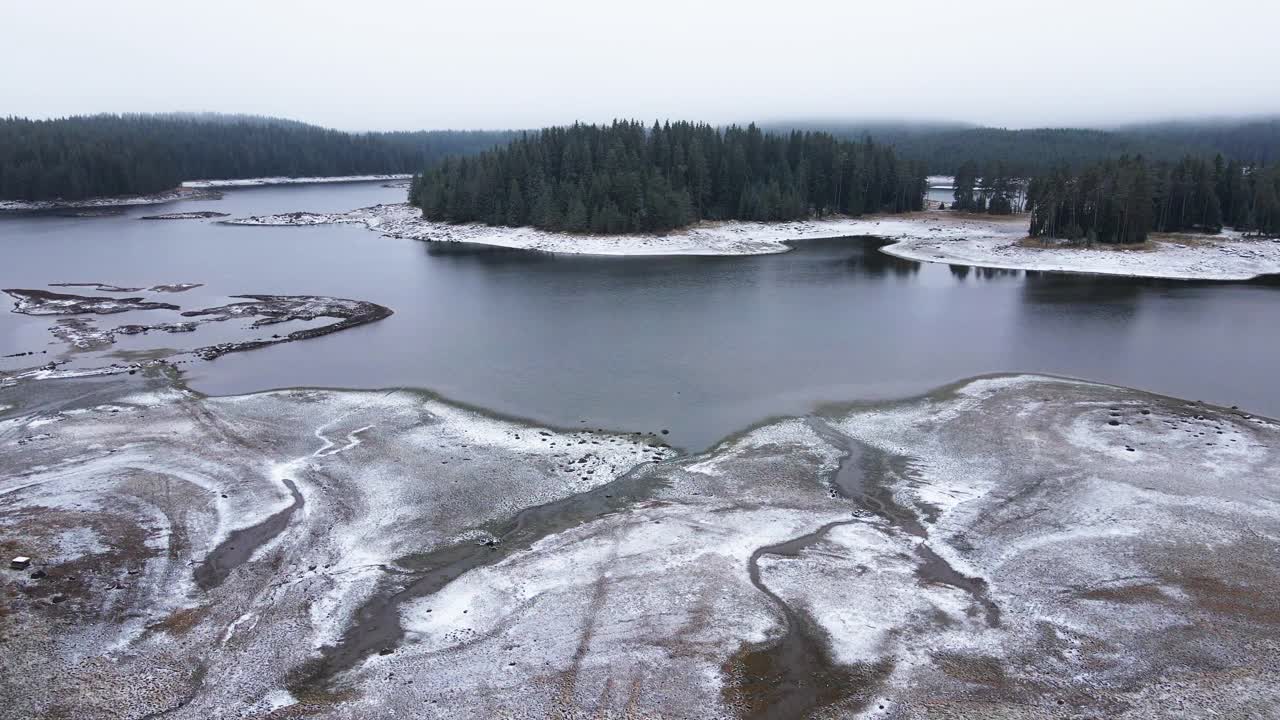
[0,175,407,212]
[226,204,1027,258]
[182,174,411,188]
[825,374,1280,714]
[3,372,1279,718]
[226,202,1280,280]
[882,227,1280,280]
[0,187,217,212]
[756,521,976,668]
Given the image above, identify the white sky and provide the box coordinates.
[2,0,1277,131]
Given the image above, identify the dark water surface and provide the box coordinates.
[3,182,1278,450]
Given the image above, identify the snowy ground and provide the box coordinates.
[0,373,674,719]
[227,203,1027,257]
[140,211,229,220]
[0,175,410,212]
[181,174,412,189]
[0,187,219,212]
[2,371,1278,718]
[883,228,1280,281]
[229,204,1280,280]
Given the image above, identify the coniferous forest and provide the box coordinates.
[775,118,1280,176]
[950,161,1021,214]
[410,121,926,234]
[0,114,516,201]
[1026,156,1280,244]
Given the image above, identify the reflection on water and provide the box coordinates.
[3,183,1279,449]
[841,239,921,277]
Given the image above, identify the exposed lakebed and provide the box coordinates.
[2,371,1277,718]
[3,181,1280,450]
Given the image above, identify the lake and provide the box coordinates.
[3,181,1278,450]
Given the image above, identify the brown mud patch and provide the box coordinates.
[146,604,210,636]
[722,633,892,719]
[1017,237,1157,252]
[0,505,159,625]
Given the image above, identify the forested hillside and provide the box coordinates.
[1026,156,1280,244]
[0,114,517,201]
[772,118,1280,176]
[410,121,926,234]
[1126,119,1280,165]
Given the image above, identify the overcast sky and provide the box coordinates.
[3,0,1277,132]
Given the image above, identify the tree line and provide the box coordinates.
[773,118,1280,176]
[949,161,1023,214]
[1026,155,1280,244]
[410,120,926,234]
[0,114,516,201]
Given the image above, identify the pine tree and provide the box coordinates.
[953,161,978,211]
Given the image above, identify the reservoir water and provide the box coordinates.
[3,181,1277,449]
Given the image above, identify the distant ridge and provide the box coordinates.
[0,113,518,202]
[763,116,1280,175]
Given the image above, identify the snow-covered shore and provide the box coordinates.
[0,175,411,212]
[229,204,1280,280]
[226,203,1028,257]
[181,174,411,188]
[15,175,1277,280]
[0,187,218,213]
[882,229,1280,281]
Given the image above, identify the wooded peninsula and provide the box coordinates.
[410,121,926,233]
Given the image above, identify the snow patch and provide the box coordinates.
[883,230,1280,281]
[227,204,1027,257]
[183,174,411,188]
